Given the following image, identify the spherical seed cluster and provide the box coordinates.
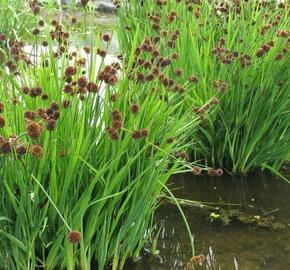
[30,144,43,158]
[131,103,140,114]
[212,38,239,65]
[175,151,189,161]
[65,66,77,77]
[192,166,202,175]
[0,139,11,154]
[0,103,4,114]
[27,121,42,140]
[193,98,219,120]
[102,34,111,42]
[132,129,149,139]
[212,80,227,93]
[107,109,123,140]
[97,48,107,58]
[127,31,188,93]
[28,0,41,15]
[68,230,82,244]
[207,168,224,177]
[0,116,6,128]
[97,65,118,86]
[256,42,273,58]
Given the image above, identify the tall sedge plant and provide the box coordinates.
[0,2,201,269]
[117,0,290,174]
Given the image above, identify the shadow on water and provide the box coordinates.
[127,171,290,270]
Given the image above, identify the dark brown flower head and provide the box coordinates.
[112,109,122,121]
[175,151,189,160]
[22,86,30,95]
[47,119,56,131]
[27,121,42,140]
[112,120,122,129]
[77,76,88,89]
[68,230,82,244]
[210,98,219,105]
[83,46,91,54]
[140,129,149,137]
[50,102,59,111]
[136,72,145,82]
[87,82,98,93]
[256,48,264,58]
[16,145,27,156]
[275,53,284,61]
[152,49,160,58]
[0,140,11,154]
[30,87,42,98]
[24,111,36,120]
[107,127,119,140]
[62,100,71,108]
[71,16,77,24]
[132,130,142,139]
[110,94,117,102]
[0,34,7,41]
[277,30,289,38]
[64,84,73,94]
[65,66,77,77]
[38,20,44,27]
[52,111,60,120]
[97,49,107,58]
[0,116,5,128]
[32,5,40,15]
[30,144,43,158]
[188,75,199,83]
[32,28,40,36]
[152,67,160,76]
[108,75,118,85]
[42,41,48,47]
[145,74,155,81]
[0,103,4,114]
[160,58,172,68]
[41,93,48,100]
[131,103,140,114]
[166,137,175,144]
[103,34,111,42]
[103,65,113,74]
[59,150,65,157]
[175,68,183,76]
[76,58,86,66]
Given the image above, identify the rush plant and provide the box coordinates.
[0,1,201,269]
[118,0,290,174]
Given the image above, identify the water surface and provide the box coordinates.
[127,172,290,270]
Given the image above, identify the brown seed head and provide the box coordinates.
[0,116,5,128]
[68,230,82,244]
[30,144,43,158]
[27,122,42,140]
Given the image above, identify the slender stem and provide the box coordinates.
[31,174,72,231]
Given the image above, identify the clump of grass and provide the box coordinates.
[118,0,290,174]
[0,1,202,269]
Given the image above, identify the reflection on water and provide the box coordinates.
[127,172,290,270]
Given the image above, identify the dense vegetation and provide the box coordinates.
[0,0,289,269]
[0,0,203,269]
[118,0,290,173]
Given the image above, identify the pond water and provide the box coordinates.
[126,172,290,270]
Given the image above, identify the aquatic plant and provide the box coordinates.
[118,0,290,174]
[0,0,38,47]
[0,2,202,269]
